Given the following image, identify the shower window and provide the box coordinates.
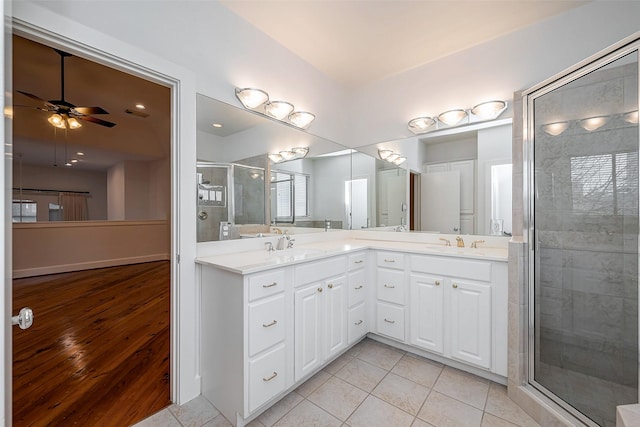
[271,171,309,221]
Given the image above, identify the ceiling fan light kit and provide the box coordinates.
[235,87,316,129]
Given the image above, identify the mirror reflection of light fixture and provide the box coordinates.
[542,121,569,136]
[624,110,639,124]
[408,117,436,133]
[269,146,309,164]
[386,153,400,163]
[579,116,608,132]
[378,149,393,160]
[235,87,269,109]
[393,157,407,165]
[265,101,294,120]
[288,111,315,129]
[470,100,507,119]
[438,109,467,126]
[378,149,406,166]
[48,113,65,128]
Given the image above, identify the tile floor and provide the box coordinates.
[133,338,540,427]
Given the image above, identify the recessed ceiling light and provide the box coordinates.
[135,103,146,110]
[76,152,84,156]
[71,159,79,163]
[212,123,223,128]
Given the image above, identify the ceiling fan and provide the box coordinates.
[16,48,116,129]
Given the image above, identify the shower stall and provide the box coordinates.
[524,38,639,426]
[197,162,265,242]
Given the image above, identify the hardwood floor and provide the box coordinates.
[12,261,171,427]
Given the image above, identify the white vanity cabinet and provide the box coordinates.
[347,252,368,344]
[200,265,293,426]
[294,256,348,382]
[375,251,406,342]
[409,254,507,375]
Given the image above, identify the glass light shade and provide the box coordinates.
[268,153,284,163]
[235,88,269,109]
[265,101,294,120]
[408,117,436,134]
[579,116,608,132]
[624,110,639,124]
[279,150,297,160]
[393,157,407,165]
[378,149,393,160]
[292,147,309,158]
[386,153,400,163]
[542,121,569,136]
[470,100,507,119]
[438,109,467,126]
[48,113,66,128]
[288,111,315,128]
[67,117,82,129]
[64,162,72,167]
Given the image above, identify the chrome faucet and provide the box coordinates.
[264,241,275,252]
[276,236,286,250]
[287,236,295,249]
[439,237,451,246]
[456,236,465,248]
[471,239,485,249]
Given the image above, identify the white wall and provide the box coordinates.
[107,161,125,220]
[423,137,477,165]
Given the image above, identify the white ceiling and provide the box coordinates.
[220,0,588,88]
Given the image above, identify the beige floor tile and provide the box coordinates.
[371,373,430,415]
[256,392,304,427]
[346,395,414,427]
[356,340,405,370]
[272,400,342,427]
[296,370,333,397]
[335,358,388,392]
[245,418,266,427]
[203,414,234,427]
[391,354,444,388]
[169,395,219,427]
[418,391,483,427]
[480,413,519,427]
[132,408,182,427]
[433,367,490,410]
[307,376,368,421]
[484,383,540,427]
[411,418,435,427]
[324,353,355,374]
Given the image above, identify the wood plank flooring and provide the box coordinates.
[12,261,171,427]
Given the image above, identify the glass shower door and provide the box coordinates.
[530,49,639,426]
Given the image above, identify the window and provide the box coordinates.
[271,171,309,221]
[12,200,37,222]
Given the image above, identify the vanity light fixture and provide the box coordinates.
[212,123,223,128]
[265,101,294,120]
[408,99,508,135]
[269,146,309,164]
[378,149,393,160]
[579,116,608,132]
[542,121,569,136]
[624,110,639,124]
[279,150,297,161]
[378,149,406,166]
[235,87,316,129]
[268,153,284,163]
[393,156,407,165]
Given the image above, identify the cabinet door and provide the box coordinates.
[410,274,444,354]
[450,160,475,214]
[325,275,347,360]
[449,279,491,369]
[294,283,324,381]
[348,269,366,308]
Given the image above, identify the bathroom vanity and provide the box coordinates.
[196,233,508,427]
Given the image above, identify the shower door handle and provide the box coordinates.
[12,307,34,330]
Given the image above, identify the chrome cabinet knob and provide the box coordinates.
[328,283,334,289]
[435,280,440,286]
[452,283,458,289]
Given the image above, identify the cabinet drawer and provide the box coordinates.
[348,303,367,344]
[248,269,286,301]
[410,255,492,282]
[248,344,286,412]
[295,257,344,286]
[376,251,404,269]
[248,295,286,357]
[348,269,366,307]
[376,302,405,341]
[348,252,366,270]
[377,269,405,305]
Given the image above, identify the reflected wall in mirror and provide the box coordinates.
[196,93,353,241]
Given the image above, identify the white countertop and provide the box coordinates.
[196,237,508,275]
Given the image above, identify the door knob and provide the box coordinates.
[12,307,34,330]
[198,211,208,220]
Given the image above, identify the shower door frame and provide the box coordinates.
[523,34,640,427]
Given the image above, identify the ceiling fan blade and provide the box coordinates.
[77,115,117,128]
[73,106,110,115]
[14,105,50,112]
[16,90,47,102]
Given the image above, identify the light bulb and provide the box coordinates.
[48,113,66,128]
[67,117,82,129]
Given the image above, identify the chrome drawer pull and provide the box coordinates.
[354,260,363,264]
[355,285,363,290]
[263,371,278,382]
[384,259,395,263]
[262,320,277,328]
[355,320,363,325]
[384,284,395,288]
[384,318,395,324]
[262,282,278,288]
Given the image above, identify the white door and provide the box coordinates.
[449,279,491,369]
[386,173,406,226]
[324,275,346,359]
[420,171,460,233]
[346,179,368,229]
[410,274,444,354]
[294,284,324,381]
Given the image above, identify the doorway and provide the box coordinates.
[11,34,172,425]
